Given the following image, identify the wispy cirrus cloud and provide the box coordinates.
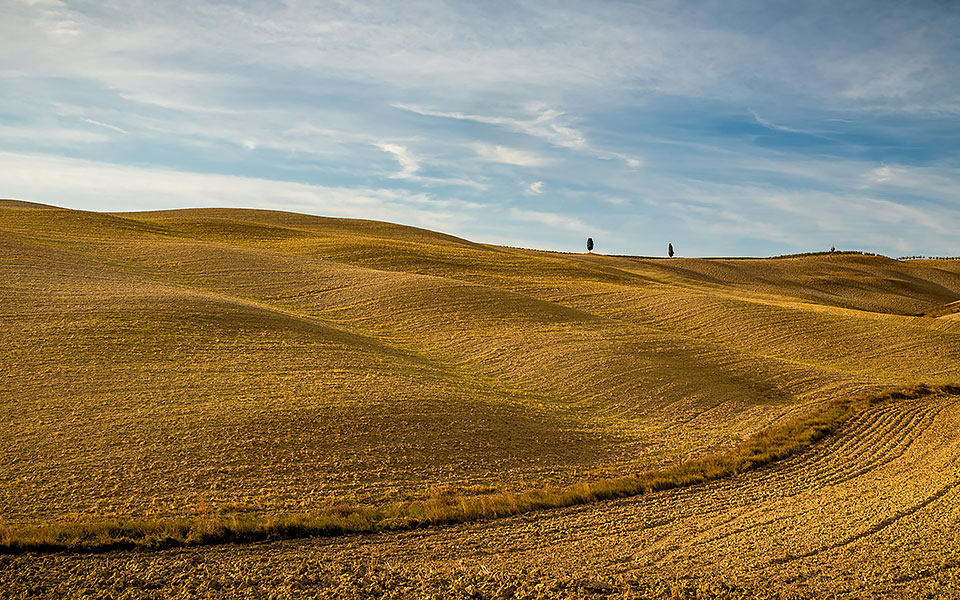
[78,118,128,135]
[395,104,586,149]
[0,0,957,257]
[473,143,548,167]
[510,207,602,235]
[374,143,487,189]
[376,143,421,178]
[749,110,814,135]
[396,103,642,167]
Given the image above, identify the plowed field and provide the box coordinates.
[5,393,958,598]
[2,200,959,597]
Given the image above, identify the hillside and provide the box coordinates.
[2,200,959,528]
[4,200,960,596]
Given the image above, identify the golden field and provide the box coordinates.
[2,199,960,598]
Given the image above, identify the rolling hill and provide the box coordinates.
[2,199,960,522]
[2,199,960,597]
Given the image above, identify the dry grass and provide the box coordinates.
[2,383,954,554]
[920,300,960,318]
[0,210,957,494]
[2,201,960,595]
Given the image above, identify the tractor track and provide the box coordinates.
[3,394,960,598]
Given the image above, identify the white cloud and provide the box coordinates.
[0,122,111,145]
[600,195,628,206]
[854,163,960,208]
[527,181,545,195]
[868,166,893,183]
[373,142,486,189]
[645,173,956,253]
[557,188,633,207]
[79,118,128,135]
[6,0,958,131]
[510,207,600,234]
[397,104,586,149]
[474,143,547,167]
[857,195,946,233]
[749,110,813,135]
[375,142,420,178]
[397,103,642,167]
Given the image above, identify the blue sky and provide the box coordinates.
[2,0,959,256]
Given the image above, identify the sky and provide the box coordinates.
[2,0,959,257]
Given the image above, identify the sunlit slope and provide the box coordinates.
[129,207,960,384]
[520,277,960,383]
[587,253,960,315]
[130,207,960,314]
[2,201,958,523]
[1,227,610,521]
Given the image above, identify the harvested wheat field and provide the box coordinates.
[2,200,960,598]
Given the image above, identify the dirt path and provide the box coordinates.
[4,395,960,599]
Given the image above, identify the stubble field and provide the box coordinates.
[1,200,959,597]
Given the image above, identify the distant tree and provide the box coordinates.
[668,243,674,258]
[586,237,594,252]
[830,246,836,253]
